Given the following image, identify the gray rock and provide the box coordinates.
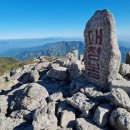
[116,73,125,80]
[10,109,32,121]
[34,62,50,70]
[28,69,40,83]
[110,108,130,130]
[80,110,92,118]
[93,103,113,127]
[68,61,82,80]
[12,83,49,111]
[60,109,75,128]
[76,118,108,130]
[47,67,68,80]
[0,113,25,130]
[32,102,58,130]
[0,95,8,114]
[110,88,130,112]
[80,84,105,102]
[53,59,64,66]
[119,63,130,76]
[110,80,130,96]
[126,52,130,65]
[66,92,97,112]
[49,92,63,102]
[84,9,121,90]
[69,77,88,95]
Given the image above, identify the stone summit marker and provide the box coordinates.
[84,9,121,90]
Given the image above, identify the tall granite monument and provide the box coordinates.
[84,9,121,90]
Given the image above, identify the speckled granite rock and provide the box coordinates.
[84,9,121,90]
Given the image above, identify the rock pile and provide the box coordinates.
[0,9,130,130]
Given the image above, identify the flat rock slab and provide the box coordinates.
[84,9,121,90]
[110,80,130,96]
[66,92,97,112]
[47,67,68,80]
[76,118,108,130]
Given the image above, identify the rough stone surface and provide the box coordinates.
[68,61,82,80]
[110,88,130,112]
[32,102,58,130]
[80,85,105,102]
[49,92,63,102]
[110,108,130,130]
[47,67,68,80]
[76,118,108,130]
[66,92,97,112]
[126,52,130,65]
[119,63,130,76]
[28,69,40,83]
[110,80,130,96]
[0,113,25,130]
[60,108,75,128]
[0,95,8,114]
[84,9,121,90]
[93,103,113,127]
[11,83,49,111]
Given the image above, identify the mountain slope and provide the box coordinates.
[1,41,130,63]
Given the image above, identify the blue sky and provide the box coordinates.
[0,0,130,42]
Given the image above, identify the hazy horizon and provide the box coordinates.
[0,0,130,42]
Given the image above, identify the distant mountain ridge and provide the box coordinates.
[1,40,130,63]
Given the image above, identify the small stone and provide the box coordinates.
[110,108,130,130]
[93,103,113,127]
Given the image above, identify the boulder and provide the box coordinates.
[48,92,63,102]
[110,88,130,112]
[11,83,49,111]
[68,61,82,80]
[0,95,8,114]
[93,103,113,127]
[66,92,97,112]
[53,59,64,66]
[47,67,68,81]
[28,69,40,83]
[60,108,75,128]
[119,63,130,76]
[0,113,25,130]
[69,77,88,95]
[76,118,108,130]
[80,84,105,102]
[32,102,58,130]
[110,80,130,96]
[110,108,130,130]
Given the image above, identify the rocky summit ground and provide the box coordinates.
[0,49,130,130]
